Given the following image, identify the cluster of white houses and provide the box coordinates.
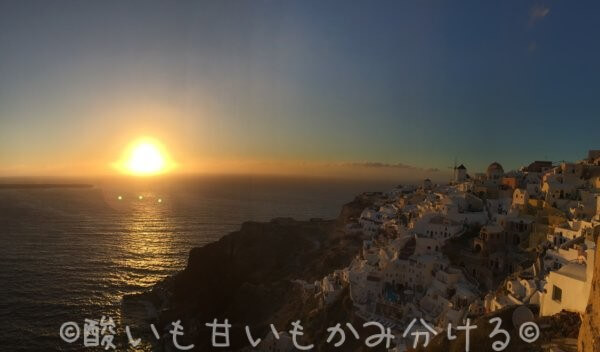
[270,150,600,351]
[298,151,599,351]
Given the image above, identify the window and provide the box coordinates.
[552,285,562,302]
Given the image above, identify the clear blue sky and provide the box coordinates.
[0,1,598,176]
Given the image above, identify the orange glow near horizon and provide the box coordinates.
[116,138,173,176]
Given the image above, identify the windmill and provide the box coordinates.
[448,157,458,182]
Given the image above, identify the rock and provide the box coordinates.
[134,195,374,350]
[578,236,600,352]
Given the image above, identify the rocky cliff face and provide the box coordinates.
[136,194,375,351]
[578,238,600,352]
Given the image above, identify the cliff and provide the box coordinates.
[578,237,600,352]
[135,194,376,351]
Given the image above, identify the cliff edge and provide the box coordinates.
[132,194,376,350]
[578,237,600,352]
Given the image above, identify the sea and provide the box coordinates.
[0,175,396,351]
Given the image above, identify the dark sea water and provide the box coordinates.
[0,175,393,351]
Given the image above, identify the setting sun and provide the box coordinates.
[119,139,171,176]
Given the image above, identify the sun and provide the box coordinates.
[120,139,170,176]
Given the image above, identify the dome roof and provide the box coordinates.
[487,162,504,176]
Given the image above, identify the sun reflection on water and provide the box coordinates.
[109,193,178,351]
[115,193,177,290]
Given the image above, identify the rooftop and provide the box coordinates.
[556,262,587,281]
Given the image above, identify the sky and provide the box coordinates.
[0,0,599,179]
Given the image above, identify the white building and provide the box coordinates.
[454,164,467,183]
[513,188,529,207]
[359,208,383,237]
[539,244,596,316]
[548,220,594,247]
[412,214,463,240]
